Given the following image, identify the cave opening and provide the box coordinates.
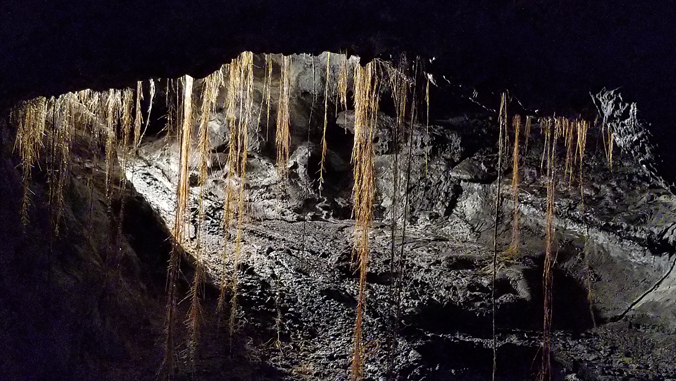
[1,35,676,381]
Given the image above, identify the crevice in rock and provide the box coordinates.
[605,254,676,324]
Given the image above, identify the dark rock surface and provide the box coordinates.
[0,119,166,380]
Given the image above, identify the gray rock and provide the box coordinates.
[450,156,494,182]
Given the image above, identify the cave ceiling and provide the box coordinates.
[1,1,673,121]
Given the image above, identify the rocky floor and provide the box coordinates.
[130,215,675,381]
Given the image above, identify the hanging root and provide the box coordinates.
[265,54,273,141]
[165,79,177,137]
[540,117,552,172]
[350,61,380,381]
[539,117,559,381]
[212,53,253,339]
[186,69,223,369]
[13,97,47,228]
[162,75,194,379]
[523,116,532,155]
[101,90,122,280]
[319,52,331,194]
[229,51,254,337]
[575,120,589,204]
[425,76,430,176]
[44,94,77,237]
[388,56,409,129]
[133,81,144,151]
[563,119,577,185]
[104,89,122,209]
[137,79,156,151]
[121,88,134,167]
[73,90,101,231]
[602,115,614,169]
[111,88,134,268]
[338,54,349,125]
[276,55,291,182]
[574,119,595,327]
[505,114,521,259]
[492,92,507,381]
[217,60,237,315]
[384,54,409,380]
